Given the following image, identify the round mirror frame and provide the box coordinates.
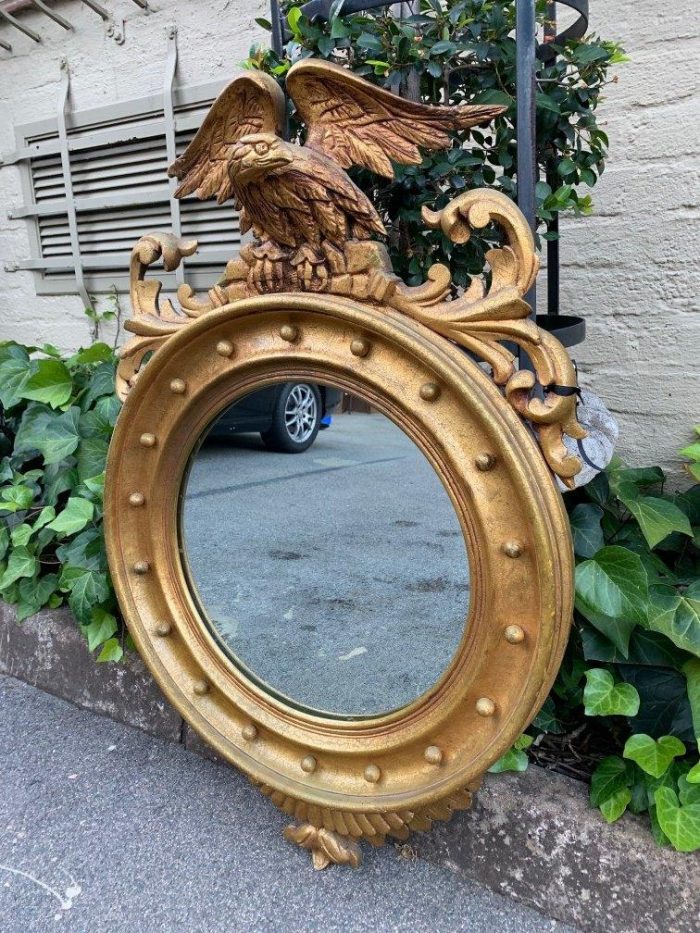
[105,290,573,868]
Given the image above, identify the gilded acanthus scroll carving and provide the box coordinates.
[117,58,585,488]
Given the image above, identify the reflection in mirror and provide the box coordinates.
[180,381,471,718]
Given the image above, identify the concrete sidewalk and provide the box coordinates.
[0,675,573,933]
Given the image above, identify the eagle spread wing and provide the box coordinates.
[168,70,285,203]
[286,59,506,178]
[168,60,505,250]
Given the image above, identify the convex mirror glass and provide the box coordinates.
[181,381,471,718]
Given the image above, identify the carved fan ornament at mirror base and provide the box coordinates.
[119,187,585,487]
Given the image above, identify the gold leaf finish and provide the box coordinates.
[283,824,362,871]
[107,60,578,870]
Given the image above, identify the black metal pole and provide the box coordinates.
[544,2,559,316]
[270,0,284,56]
[516,0,537,319]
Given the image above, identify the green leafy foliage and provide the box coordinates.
[545,447,700,852]
[680,426,700,484]
[0,340,122,662]
[623,734,685,778]
[247,0,624,286]
[488,734,533,773]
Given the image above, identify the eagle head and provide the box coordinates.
[229,134,294,184]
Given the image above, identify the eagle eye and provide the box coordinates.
[255,141,271,156]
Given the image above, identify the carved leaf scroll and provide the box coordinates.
[386,189,587,485]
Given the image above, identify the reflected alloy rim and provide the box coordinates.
[284,383,318,443]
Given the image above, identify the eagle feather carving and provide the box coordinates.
[168,60,505,257]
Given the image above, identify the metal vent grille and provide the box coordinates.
[8,78,241,296]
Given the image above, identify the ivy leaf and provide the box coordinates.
[533,696,565,733]
[0,546,39,590]
[55,526,105,571]
[569,503,604,558]
[10,524,33,547]
[14,406,81,465]
[654,787,700,853]
[97,637,123,663]
[599,786,632,823]
[647,582,700,658]
[83,607,118,653]
[687,761,700,784]
[0,525,8,561]
[682,658,700,741]
[487,734,533,773]
[590,756,629,807]
[59,565,111,625]
[678,773,700,805]
[82,362,117,408]
[15,573,59,622]
[623,734,686,778]
[76,437,109,482]
[34,505,56,529]
[20,360,73,409]
[70,342,113,366]
[472,89,513,107]
[584,668,640,716]
[575,547,648,654]
[621,666,696,743]
[625,496,693,550]
[581,624,689,669]
[0,357,32,409]
[0,485,34,513]
[46,497,94,536]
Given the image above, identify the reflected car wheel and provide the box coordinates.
[261,383,322,453]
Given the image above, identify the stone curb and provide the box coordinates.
[2,602,698,932]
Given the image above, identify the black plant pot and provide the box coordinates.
[535,314,586,349]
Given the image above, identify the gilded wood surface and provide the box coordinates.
[107,60,579,868]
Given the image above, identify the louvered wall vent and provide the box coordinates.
[7,79,242,296]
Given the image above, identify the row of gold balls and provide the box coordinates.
[145,614,526,785]
[131,328,527,783]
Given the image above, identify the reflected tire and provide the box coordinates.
[261,382,322,453]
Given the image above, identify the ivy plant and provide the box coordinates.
[0,340,123,662]
[249,0,626,285]
[492,452,700,852]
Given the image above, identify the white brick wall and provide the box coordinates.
[0,0,268,349]
[559,0,700,475]
[0,0,698,473]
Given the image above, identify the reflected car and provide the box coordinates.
[207,382,342,453]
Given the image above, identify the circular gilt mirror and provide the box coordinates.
[180,381,471,718]
[106,293,574,870]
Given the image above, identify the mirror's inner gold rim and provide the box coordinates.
[176,371,475,723]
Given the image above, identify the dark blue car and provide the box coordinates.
[208,382,342,453]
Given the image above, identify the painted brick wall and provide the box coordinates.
[558,1,700,474]
[0,0,268,349]
[0,0,698,473]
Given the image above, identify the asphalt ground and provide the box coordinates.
[0,675,575,933]
[182,412,471,717]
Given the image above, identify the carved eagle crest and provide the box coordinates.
[168,60,505,258]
